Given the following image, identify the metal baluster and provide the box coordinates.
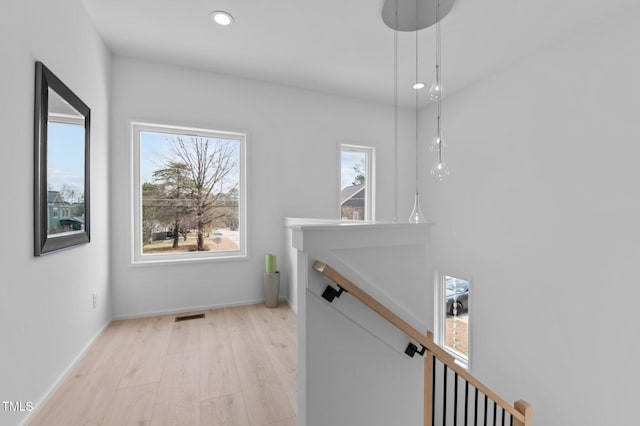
[464,380,469,426]
[453,373,458,425]
[442,364,448,426]
[432,356,436,426]
[484,394,488,426]
[501,408,505,426]
[474,388,479,426]
[493,402,497,425]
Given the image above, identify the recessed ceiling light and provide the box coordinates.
[413,82,425,90]
[211,10,234,26]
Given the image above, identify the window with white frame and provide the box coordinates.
[436,273,470,366]
[132,122,246,264]
[339,144,375,221]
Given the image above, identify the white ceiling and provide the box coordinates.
[83,0,637,107]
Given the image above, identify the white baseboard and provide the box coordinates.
[19,320,112,426]
[112,297,290,320]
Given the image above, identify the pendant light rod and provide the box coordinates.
[393,5,399,221]
[436,0,443,166]
[435,0,442,76]
[414,9,419,193]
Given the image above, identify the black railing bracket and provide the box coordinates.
[405,342,427,358]
[321,285,347,303]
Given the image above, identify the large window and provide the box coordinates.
[339,144,375,221]
[436,273,470,367]
[132,122,246,263]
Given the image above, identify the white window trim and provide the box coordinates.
[338,143,376,221]
[131,121,247,265]
[434,271,471,370]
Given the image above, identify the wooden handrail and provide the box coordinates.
[313,260,530,424]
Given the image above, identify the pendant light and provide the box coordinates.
[430,0,450,181]
[431,104,450,181]
[428,1,443,102]
[381,0,455,218]
[409,5,426,223]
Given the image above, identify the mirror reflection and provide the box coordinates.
[46,88,86,237]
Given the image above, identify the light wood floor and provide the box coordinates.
[31,304,297,426]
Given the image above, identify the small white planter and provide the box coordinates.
[264,272,280,308]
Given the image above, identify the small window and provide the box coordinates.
[436,274,470,366]
[132,122,246,264]
[52,207,59,218]
[339,144,375,221]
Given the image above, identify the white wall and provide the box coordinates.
[0,1,111,425]
[284,218,348,314]
[109,57,416,318]
[422,7,640,425]
[292,223,431,426]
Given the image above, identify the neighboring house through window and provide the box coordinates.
[339,144,375,221]
[48,191,62,231]
[47,191,84,233]
[436,273,470,368]
[132,122,246,264]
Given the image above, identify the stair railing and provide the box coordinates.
[313,260,532,426]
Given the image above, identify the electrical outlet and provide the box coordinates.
[92,293,97,309]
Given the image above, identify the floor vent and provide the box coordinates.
[174,313,205,322]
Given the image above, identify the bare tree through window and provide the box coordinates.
[135,124,245,260]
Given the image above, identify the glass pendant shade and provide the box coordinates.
[429,130,446,152]
[408,192,426,223]
[429,79,444,101]
[431,160,450,181]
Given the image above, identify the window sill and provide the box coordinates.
[443,346,469,370]
[131,251,247,267]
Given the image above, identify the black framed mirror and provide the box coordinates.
[34,62,90,256]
